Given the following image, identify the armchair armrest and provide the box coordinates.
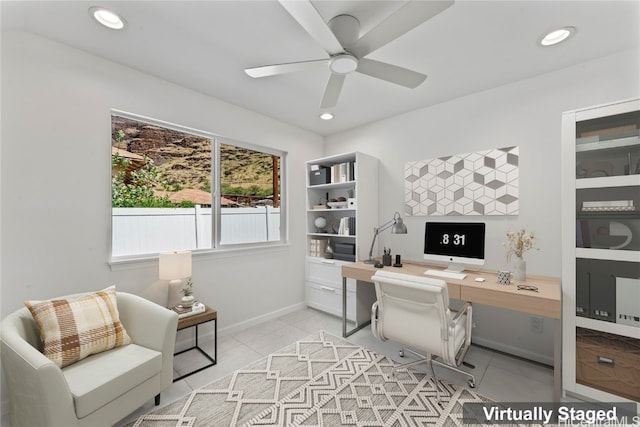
[116,292,178,389]
[1,310,77,427]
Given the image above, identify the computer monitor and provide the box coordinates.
[424,221,486,273]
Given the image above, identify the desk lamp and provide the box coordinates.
[364,212,407,264]
[159,250,192,307]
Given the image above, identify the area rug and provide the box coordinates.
[128,330,500,426]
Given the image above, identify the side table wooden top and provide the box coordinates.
[177,305,217,330]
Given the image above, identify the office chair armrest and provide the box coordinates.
[451,302,472,325]
[371,301,385,341]
[450,302,473,366]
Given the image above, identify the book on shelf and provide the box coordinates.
[329,161,355,183]
[309,237,328,257]
[582,200,635,212]
[171,302,206,318]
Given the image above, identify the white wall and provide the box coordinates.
[324,48,640,364]
[0,32,323,327]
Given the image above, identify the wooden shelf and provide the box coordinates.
[576,174,640,189]
[575,247,640,262]
[575,317,640,340]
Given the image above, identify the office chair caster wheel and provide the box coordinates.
[467,379,476,388]
[399,349,404,357]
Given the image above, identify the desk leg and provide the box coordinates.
[342,277,370,338]
[554,319,561,401]
[342,277,348,337]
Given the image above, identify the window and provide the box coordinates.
[110,111,286,259]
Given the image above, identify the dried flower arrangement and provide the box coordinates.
[504,228,537,260]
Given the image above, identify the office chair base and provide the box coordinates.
[397,347,476,389]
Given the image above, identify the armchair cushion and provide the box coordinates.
[63,343,161,418]
[24,286,132,368]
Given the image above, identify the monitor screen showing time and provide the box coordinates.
[424,222,486,261]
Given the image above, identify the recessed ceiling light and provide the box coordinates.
[539,26,575,46]
[89,6,126,30]
[319,113,334,120]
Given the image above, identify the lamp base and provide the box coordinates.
[167,279,184,308]
[363,258,376,264]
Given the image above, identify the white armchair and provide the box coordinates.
[371,270,475,405]
[1,291,178,427]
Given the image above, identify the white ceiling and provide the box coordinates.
[2,1,639,136]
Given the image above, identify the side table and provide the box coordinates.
[173,305,217,382]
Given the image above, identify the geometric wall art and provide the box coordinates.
[404,146,519,216]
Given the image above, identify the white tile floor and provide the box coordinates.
[116,307,556,426]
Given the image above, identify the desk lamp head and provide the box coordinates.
[364,212,407,264]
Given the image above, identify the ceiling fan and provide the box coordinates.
[245,0,454,109]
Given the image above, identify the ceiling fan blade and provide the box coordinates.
[320,73,346,108]
[245,59,328,78]
[349,0,454,58]
[356,58,426,89]
[278,0,344,55]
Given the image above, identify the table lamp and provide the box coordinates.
[364,212,407,264]
[159,250,192,307]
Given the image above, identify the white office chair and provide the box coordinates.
[371,270,475,405]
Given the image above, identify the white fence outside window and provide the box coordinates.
[112,206,280,257]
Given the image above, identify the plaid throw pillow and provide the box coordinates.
[24,286,132,368]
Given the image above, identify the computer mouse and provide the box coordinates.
[475,277,485,282]
[374,262,384,268]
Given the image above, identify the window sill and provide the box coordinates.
[108,242,291,271]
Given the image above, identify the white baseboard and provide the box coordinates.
[472,336,554,366]
[174,302,306,352]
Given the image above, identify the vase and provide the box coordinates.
[512,256,526,281]
[181,295,195,308]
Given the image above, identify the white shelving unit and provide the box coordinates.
[561,98,640,406]
[304,152,378,324]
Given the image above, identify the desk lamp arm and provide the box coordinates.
[364,213,403,264]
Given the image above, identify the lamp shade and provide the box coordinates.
[158,251,192,280]
[391,217,407,234]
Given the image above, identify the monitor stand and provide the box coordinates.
[444,263,465,274]
[424,263,467,280]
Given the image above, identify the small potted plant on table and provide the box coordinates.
[181,279,195,307]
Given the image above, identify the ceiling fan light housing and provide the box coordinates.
[329,54,358,74]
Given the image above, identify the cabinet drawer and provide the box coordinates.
[306,258,342,283]
[305,282,356,321]
[306,258,356,292]
[576,328,640,401]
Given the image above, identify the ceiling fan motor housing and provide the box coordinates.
[328,14,360,48]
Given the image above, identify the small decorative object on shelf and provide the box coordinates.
[171,301,205,319]
[181,279,195,307]
[324,238,334,259]
[503,227,537,281]
[314,216,328,233]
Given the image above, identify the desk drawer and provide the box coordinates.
[576,327,640,401]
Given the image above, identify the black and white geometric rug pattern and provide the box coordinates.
[129,331,521,426]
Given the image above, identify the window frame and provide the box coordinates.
[109,109,288,264]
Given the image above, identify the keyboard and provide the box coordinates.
[424,269,467,280]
